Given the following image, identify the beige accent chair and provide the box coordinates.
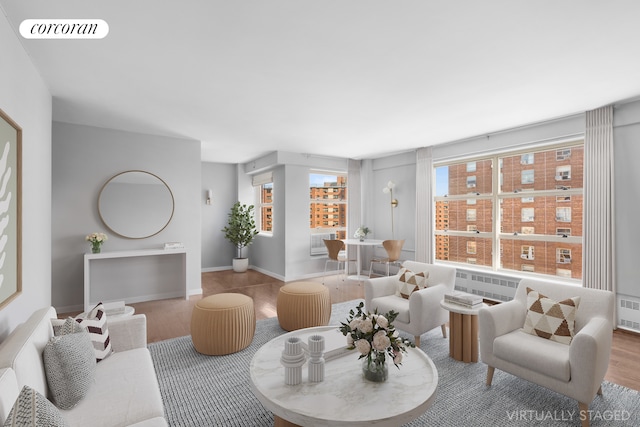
[364,261,456,346]
[479,278,614,427]
[369,239,405,277]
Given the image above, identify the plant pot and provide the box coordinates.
[232,258,249,273]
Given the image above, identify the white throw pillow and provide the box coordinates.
[396,268,429,299]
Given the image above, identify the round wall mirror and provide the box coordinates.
[98,170,175,239]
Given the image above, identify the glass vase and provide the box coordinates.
[91,245,101,254]
[362,358,388,382]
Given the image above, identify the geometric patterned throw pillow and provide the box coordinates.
[522,287,581,345]
[4,386,69,427]
[74,302,113,362]
[396,268,429,299]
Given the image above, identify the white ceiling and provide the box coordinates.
[3,1,640,163]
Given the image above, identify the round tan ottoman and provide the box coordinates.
[277,282,331,331]
[190,293,256,355]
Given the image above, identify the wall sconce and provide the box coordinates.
[382,181,397,207]
[382,181,397,238]
[206,189,212,205]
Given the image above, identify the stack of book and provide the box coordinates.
[164,242,184,250]
[444,291,484,309]
[103,301,126,316]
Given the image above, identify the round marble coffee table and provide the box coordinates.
[249,325,438,426]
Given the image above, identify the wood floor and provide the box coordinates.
[76,269,640,391]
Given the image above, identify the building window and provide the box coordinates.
[467,161,476,172]
[309,171,347,240]
[521,245,535,260]
[556,165,571,181]
[433,141,584,280]
[522,264,535,272]
[556,207,571,222]
[521,153,534,165]
[467,176,477,188]
[467,258,477,265]
[253,172,274,233]
[521,208,534,222]
[466,209,477,221]
[557,248,571,264]
[521,226,534,235]
[467,241,477,254]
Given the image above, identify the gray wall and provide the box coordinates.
[52,122,202,313]
[0,12,53,339]
[201,162,237,270]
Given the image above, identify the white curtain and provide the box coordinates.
[348,159,362,268]
[415,147,433,263]
[583,106,615,299]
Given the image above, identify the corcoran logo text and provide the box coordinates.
[19,19,109,39]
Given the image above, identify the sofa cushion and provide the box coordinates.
[60,349,165,427]
[74,303,113,362]
[4,386,69,427]
[370,295,410,324]
[522,287,580,345]
[43,326,96,410]
[396,268,429,299]
[494,329,571,382]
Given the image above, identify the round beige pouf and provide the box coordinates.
[190,293,256,355]
[277,282,331,331]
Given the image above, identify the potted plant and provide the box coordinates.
[222,202,259,272]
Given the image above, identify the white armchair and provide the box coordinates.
[479,278,614,427]
[364,261,456,346]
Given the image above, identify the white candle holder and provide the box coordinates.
[281,337,305,385]
[307,335,325,382]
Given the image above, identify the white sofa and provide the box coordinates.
[364,261,457,346]
[0,307,166,426]
[479,279,614,427]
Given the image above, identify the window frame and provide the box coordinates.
[433,140,584,282]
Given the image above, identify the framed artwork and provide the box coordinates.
[0,109,21,309]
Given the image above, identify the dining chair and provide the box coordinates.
[369,239,405,277]
[322,239,356,287]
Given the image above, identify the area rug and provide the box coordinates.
[149,299,639,426]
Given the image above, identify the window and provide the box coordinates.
[467,176,477,188]
[253,172,273,233]
[521,245,535,260]
[556,248,571,264]
[466,209,477,221]
[521,208,534,222]
[521,226,534,235]
[521,153,534,165]
[467,162,476,172]
[556,148,571,161]
[556,207,571,222]
[434,141,584,280]
[467,241,477,254]
[556,165,571,181]
[309,171,347,240]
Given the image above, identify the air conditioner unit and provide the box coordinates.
[310,232,336,255]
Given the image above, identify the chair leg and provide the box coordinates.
[368,261,374,278]
[440,324,447,338]
[486,366,495,386]
[414,335,420,347]
[579,402,590,427]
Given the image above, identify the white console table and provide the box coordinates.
[84,248,187,312]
